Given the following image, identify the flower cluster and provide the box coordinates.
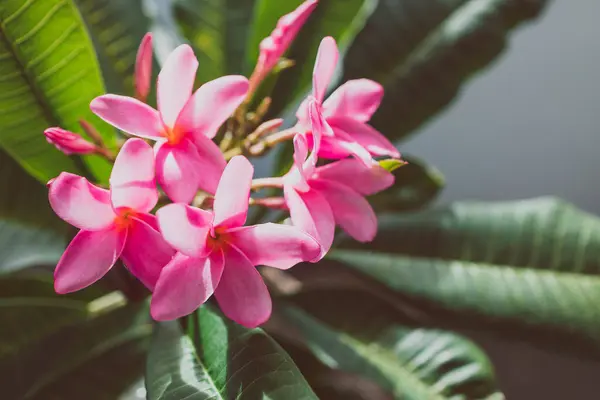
[44,0,400,328]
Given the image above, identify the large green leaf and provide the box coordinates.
[332,198,600,352]
[146,305,317,399]
[0,0,115,183]
[341,0,548,141]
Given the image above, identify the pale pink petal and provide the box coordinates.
[312,180,377,242]
[151,250,224,321]
[215,245,271,328]
[329,117,400,158]
[155,138,204,203]
[121,216,176,290]
[189,133,227,195]
[314,158,394,196]
[295,97,310,125]
[322,79,383,122]
[90,95,163,140]
[284,134,310,191]
[284,186,334,258]
[228,223,321,267]
[156,203,213,257]
[157,44,198,128]
[110,138,158,213]
[176,76,249,139]
[134,33,153,101]
[213,156,253,229]
[48,172,116,231]
[312,37,338,103]
[54,228,126,294]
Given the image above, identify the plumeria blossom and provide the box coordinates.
[48,139,175,294]
[153,156,321,327]
[44,127,98,155]
[296,37,400,164]
[91,44,249,203]
[249,0,318,92]
[284,99,394,257]
[134,32,153,102]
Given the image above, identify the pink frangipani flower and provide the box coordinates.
[134,32,153,102]
[153,156,321,327]
[250,0,318,93]
[284,99,394,257]
[48,138,175,294]
[296,37,400,164]
[91,44,249,203]
[44,127,98,155]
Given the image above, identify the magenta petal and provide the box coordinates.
[314,158,394,196]
[155,138,204,204]
[90,95,163,140]
[212,156,253,229]
[322,79,383,122]
[110,138,158,213]
[215,245,271,328]
[54,228,126,294]
[190,133,227,195]
[228,223,321,268]
[48,172,116,230]
[156,203,213,257]
[312,180,377,243]
[330,117,400,159]
[312,37,338,103]
[284,186,334,259]
[121,215,175,290]
[151,251,224,321]
[157,44,198,128]
[176,75,249,140]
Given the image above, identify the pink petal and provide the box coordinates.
[156,203,213,257]
[284,134,310,191]
[54,228,126,294]
[284,186,334,259]
[155,138,204,203]
[134,33,153,102]
[121,215,176,290]
[90,94,163,140]
[48,172,116,231]
[314,158,394,196]
[329,117,400,158]
[110,138,158,213]
[312,37,338,103]
[176,76,249,140]
[189,133,227,195]
[322,79,383,122]
[215,245,271,328]
[312,180,377,242]
[151,251,224,321]
[312,126,374,166]
[228,223,321,267]
[157,44,198,128]
[212,156,253,229]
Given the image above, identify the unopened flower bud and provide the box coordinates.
[44,127,98,155]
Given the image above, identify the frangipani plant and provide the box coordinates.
[6,1,596,399]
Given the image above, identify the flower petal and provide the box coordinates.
[54,228,126,294]
[190,133,227,195]
[90,94,163,140]
[228,223,321,268]
[329,117,400,158]
[215,245,271,328]
[312,180,377,242]
[134,32,153,102]
[151,251,224,321]
[176,75,249,139]
[48,172,116,230]
[314,158,394,196]
[322,79,383,122]
[121,215,176,290]
[284,186,334,259]
[213,156,253,229]
[157,44,198,128]
[312,36,338,103]
[110,138,158,213]
[155,138,203,204]
[156,203,213,258]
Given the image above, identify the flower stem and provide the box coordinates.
[251,177,285,190]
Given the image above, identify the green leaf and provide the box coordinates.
[278,290,500,399]
[378,158,406,173]
[333,198,600,350]
[173,0,257,84]
[342,0,548,141]
[75,0,150,95]
[146,305,317,399]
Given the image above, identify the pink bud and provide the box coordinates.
[44,127,97,155]
[135,33,153,102]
